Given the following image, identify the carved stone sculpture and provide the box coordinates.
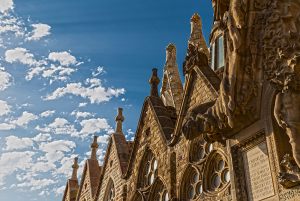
[273,53,300,170]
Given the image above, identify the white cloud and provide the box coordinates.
[0,100,11,116]
[32,133,52,142]
[0,69,12,91]
[78,102,87,107]
[92,66,105,77]
[12,111,38,126]
[17,178,55,191]
[0,123,15,130]
[0,0,14,13]
[40,110,55,118]
[39,140,76,163]
[36,118,78,136]
[71,110,93,119]
[48,51,77,66]
[27,23,51,41]
[44,79,125,104]
[5,48,45,67]
[54,186,65,196]
[4,136,33,151]
[0,151,34,186]
[80,118,112,135]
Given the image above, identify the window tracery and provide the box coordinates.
[138,150,158,188]
[206,153,230,192]
[190,138,214,163]
[149,179,170,201]
[181,167,203,200]
[104,179,115,201]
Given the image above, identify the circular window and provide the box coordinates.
[182,167,203,200]
[207,154,230,192]
[190,139,213,163]
[139,151,159,188]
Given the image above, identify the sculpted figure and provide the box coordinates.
[273,53,300,169]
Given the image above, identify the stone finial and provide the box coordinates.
[71,157,79,180]
[115,107,124,134]
[189,13,209,59]
[90,136,99,160]
[166,43,177,67]
[149,68,160,97]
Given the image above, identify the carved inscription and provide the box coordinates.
[243,142,275,201]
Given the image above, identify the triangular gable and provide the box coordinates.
[76,159,100,201]
[123,96,175,179]
[62,179,79,201]
[169,65,220,145]
[94,133,129,200]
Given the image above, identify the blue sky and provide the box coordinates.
[0,0,213,200]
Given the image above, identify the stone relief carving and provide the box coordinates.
[262,0,300,188]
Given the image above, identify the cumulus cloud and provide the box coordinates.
[0,0,14,13]
[17,178,55,191]
[80,118,112,135]
[48,51,77,66]
[44,78,125,104]
[40,110,55,118]
[27,23,51,41]
[0,100,11,116]
[0,69,12,91]
[0,151,34,186]
[71,110,93,119]
[0,122,16,130]
[4,136,33,151]
[12,111,38,127]
[36,118,78,136]
[32,133,52,142]
[5,47,45,67]
[39,140,76,163]
[78,102,87,107]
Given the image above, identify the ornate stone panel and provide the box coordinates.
[231,132,276,201]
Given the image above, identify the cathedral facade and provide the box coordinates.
[61,0,300,200]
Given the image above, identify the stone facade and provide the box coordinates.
[61,0,300,200]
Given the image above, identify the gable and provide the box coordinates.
[96,136,127,201]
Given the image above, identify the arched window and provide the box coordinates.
[138,150,158,188]
[205,153,230,192]
[189,138,213,163]
[104,179,115,201]
[149,179,170,201]
[181,167,203,200]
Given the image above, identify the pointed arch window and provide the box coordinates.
[181,167,203,200]
[138,150,158,188]
[104,179,115,201]
[149,179,170,201]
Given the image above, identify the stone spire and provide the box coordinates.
[71,157,79,180]
[161,44,183,114]
[189,13,209,59]
[90,136,99,160]
[149,68,160,97]
[115,108,124,134]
